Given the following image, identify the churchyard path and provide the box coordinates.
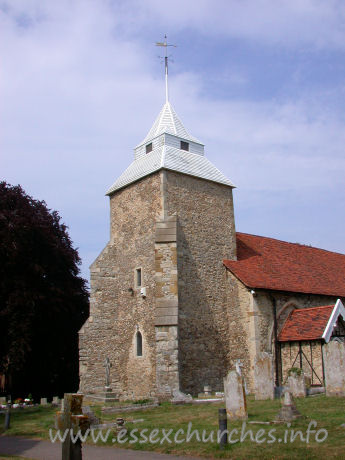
[0,435,203,460]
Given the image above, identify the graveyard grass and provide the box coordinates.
[0,396,345,459]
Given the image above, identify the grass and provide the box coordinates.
[1,396,345,458]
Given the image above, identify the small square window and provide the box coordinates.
[146,143,153,154]
[180,141,189,151]
[136,268,142,287]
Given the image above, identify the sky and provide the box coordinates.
[1,0,345,283]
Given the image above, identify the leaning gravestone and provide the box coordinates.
[224,370,247,420]
[254,352,274,400]
[287,369,306,398]
[323,340,345,396]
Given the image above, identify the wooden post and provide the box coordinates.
[4,401,11,430]
[218,408,228,449]
[56,393,89,460]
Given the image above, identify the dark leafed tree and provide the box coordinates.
[0,182,89,399]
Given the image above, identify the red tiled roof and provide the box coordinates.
[224,233,345,297]
[278,305,334,341]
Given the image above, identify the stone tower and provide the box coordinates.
[79,100,237,400]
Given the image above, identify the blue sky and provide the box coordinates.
[1,0,345,282]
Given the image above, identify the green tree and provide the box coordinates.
[0,182,89,398]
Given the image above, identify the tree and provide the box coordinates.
[0,182,89,399]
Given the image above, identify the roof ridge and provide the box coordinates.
[291,305,335,313]
[167,102,177,135]
[236,232,345,256]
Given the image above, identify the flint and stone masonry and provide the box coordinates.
[79,167,237,399]
[79,100,345,400]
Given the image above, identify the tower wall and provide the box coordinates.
[164,170,237,394]
[79,172,162,400]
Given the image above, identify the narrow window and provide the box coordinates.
[180,141,189,151]
[136,268,142,287]
[146,143,153,154]
[136,331,143,356]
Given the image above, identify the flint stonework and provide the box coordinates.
[79,170,238,399]
[78,134,341,401]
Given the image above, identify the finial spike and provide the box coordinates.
[156,35,176,104]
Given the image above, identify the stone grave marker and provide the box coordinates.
[171,388,193,404]
[40,397,48,405]
[82,405,100,426]
[203,385,211,395]
[104,357,111,386]
[323,340,345,396]
[224,370,247,420]
[287,369,306,398]
[52,396,60,406]
[254,352,274,400]
[275,390,303,422]
[235,359,249,394]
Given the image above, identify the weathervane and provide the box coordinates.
[156,35,176,103]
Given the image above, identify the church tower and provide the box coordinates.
[79,52,237,400]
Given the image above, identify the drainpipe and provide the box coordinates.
[272,296,280,387]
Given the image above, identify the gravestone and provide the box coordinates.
[104,357,112,391]
[275,390,303,422]
[287,369,306,398]
[82,405,100,426]
[56,393,90,460]
[85,357,119,403]
[235,359,242,375]
[204,385,211,395]
[52,396,60,406]
[254,352,274,400]
[40,398,48,405]
[0,397,6,404]
[84,357,119,403]
[235,359,249,395]
[215,392,224,397]
[224,370,247,420]
[171,388,193,404]
[323,341,345,396]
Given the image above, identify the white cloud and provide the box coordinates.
[124,0,345,49]
[1,0,344,280]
